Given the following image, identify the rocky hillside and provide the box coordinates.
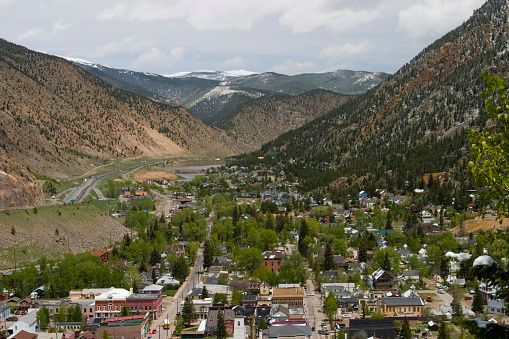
[232,0,508,193]
[0,39,243,207]
[0,148,44,208]
[215,89,350,149]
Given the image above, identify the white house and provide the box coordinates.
[8,308,39,337]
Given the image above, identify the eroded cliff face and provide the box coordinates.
[0,149,44,208]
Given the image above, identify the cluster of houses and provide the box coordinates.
[0,285,164,339]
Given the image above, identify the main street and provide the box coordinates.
[149,205,214,339]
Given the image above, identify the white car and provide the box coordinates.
[438,289,445,294]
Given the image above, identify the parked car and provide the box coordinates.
[152,329,157,334]
[6,316,18,321]
[465,296,472,300]
[437,289,445,294]
[311,327,315,331]
[469,290,475,294]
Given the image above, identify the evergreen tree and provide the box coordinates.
[172,255,189,281]
[149,247,161,267]
[203,240,214,270]
[385,210,393,230]
[298,218,309,256]
[382,251,391,271]
[182,296,198,326]
[152,269,157,284]
[472,284,484,314]
[131,278,139,294]
[437,321,450,339]
[232,205,240,226]
[399,317,412,339]
[358,241,367,263]
[216,311,227,339]
[323,243,335,271]
[201,285,209,299]
[451,287,463,319]
[439,257,449,281]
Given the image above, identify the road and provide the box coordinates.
[62,169,122,203]
[149,209,214,339]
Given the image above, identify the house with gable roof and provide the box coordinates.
[372,268,396,289]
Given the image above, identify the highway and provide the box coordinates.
[62,169,122,203]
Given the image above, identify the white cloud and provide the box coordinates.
[279,1,382,34]
[92,36,153,58]
[52,20,75,33]
[270,60,318,75]
[97,0,286,30]
[398,0,485,44]
[221,56,249,68]
[18,27,45,40]
[320,40,374,61]
[132,47,185,68]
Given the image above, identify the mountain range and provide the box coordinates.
[233,0,509,195]
[2,0,507,208]
[71,60,388,125]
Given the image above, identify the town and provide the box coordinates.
[0,162,506,339]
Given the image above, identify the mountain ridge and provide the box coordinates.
[231,0,508,196]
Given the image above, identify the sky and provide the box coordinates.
[0,0,487,76]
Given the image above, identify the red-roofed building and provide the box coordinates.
[90,248,109,262]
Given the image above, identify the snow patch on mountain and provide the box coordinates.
[165,70,258,81]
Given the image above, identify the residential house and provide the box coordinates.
[400,270,420,282]
[321,283,356,298]
[333,255,352,271]
[247,282,270,295]
[155,273,179,286]
[372,268,396,289]
[263,251,284,273]
[0,301,10,329]
[480,282,498,304]
[11,330,37,339]
[335,297,359,311]
[90,248,109,262]
[487,299,504,315]
[191,298,214,319]
[17,298,33,313]
[257,296,272,307]
[8,309,39,337]
[272,287,305,307]
[377,297,425,317]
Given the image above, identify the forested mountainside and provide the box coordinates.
[0,38,242,206]
[222,70,390,95]
[215,89,350,149]
[232,0,508,198]
[72,61,387,126]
